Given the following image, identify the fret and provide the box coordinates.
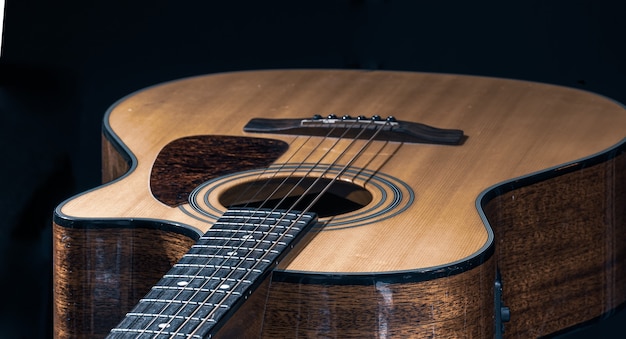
[184,247,276,258]
[178,251,270,260]
[190,245,280,257]
[107,208,317,338]
[141,287,240,309]
[182,253,273,263]
[198,236,288,246]
[111,315,156,336]
[166,264,255,279]
[139,298,229,308]
[185,247,278,259]
[221,208,307,219]
[206,223,297,232]
[128,302,227,319]
[109,329,203,339]
[176,257,270,270]
[127,301,229,319]
[111,313,214,338]
[150,286,240,296]
[163,273,252,283]
[199,230,284,237]
[151,283,248,296]
[112,301,227,337]
[174,261,263,274]
[209,221,302,231]
[204,229,294,241]
[175,256,273,275]
[194,236,287,248]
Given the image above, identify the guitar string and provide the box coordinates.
[136,122,352,337]
[211,134,316,217]
[183,119,391,338]
[133,134,334,337]
[141,121,382,338]
[172,122,371,338]
[128,119,389,338]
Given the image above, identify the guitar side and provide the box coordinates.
[53,135,496,338]
[52,70,626,338]
[54,133,626,338]
[482,142,626,337]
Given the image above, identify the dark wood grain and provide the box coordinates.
[261,256,495,338]
[150,136,288,206]
[53,70,626,338]
[52,223,197,339]
[482,148,626,337]
[53,219,495,339]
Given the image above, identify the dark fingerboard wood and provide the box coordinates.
[107,208,316,338]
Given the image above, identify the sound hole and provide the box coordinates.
[219,177,373,218]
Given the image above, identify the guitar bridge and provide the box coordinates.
[243,115,466,145]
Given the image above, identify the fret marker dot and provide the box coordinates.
[158,323,170,329]
[220,284,230,290]
[177,281,189,287]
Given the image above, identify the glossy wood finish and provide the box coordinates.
[58,70,626,274]
[52,222,197,339]
[52,223,494,338]
[261,256,495,338]
[482,147,626,337]
[52,70,626,337]
[150,136,288,206]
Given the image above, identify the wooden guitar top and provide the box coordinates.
[57,69,626,275]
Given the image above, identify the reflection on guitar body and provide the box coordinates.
[53,70,626,338]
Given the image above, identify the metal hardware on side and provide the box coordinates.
[495,269,511,339]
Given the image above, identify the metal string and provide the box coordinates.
[181,118,390,338]
[129,118,391,338]
[133,123,349,337]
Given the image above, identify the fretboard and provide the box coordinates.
[107,208,317,338]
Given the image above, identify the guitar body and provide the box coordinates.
[53,70,626,338]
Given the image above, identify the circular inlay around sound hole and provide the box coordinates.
[187,164,414,230]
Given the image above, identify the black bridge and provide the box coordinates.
[243,115,465,145]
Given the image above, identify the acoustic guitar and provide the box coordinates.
[53,70,626,338]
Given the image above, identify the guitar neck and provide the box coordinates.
[52,70,626,338]
[107,208,317,338]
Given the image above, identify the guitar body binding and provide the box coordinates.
[52,70,626,338]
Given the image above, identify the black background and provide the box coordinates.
[0,1,624,338]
